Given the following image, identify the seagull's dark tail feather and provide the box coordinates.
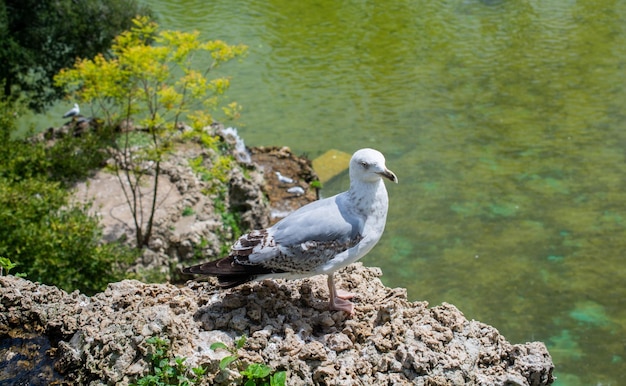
[216,275,256,289]
[181,256,281,289]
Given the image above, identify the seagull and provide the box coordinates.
[275,171,294,184]
[182,148,398,314]
[62,103,80,118]
[287,186,305,196]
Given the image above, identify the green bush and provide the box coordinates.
[0,99,136,294]
[0,0,152,111]
[45,129,113,184]
[0,175,137,294]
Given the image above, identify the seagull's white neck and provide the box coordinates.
[347,178,389,218]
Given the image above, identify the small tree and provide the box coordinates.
[55,17,247,248]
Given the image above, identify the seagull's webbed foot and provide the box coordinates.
[327,274,355,315]
[329,296,355,314]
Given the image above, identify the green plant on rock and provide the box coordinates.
[0,256,24,277]
[192,238,209,260]
[132,336,206,386]
[54,16,247,248]
[188,152,243,255]
[310,180,323,189]
[189,156,212,182]
[182,206,195,217]
[189,153,237,194]
[210,335,286,386]
[213,188,243,256]
[210,155,236,186]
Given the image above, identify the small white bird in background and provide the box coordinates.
[62,103,80,118]
[183,148,398,314]
[287,186,305,196]
[275,171,294,184]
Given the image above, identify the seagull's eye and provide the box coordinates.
[360,161,369,169]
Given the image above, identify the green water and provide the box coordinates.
[26,0,626,384]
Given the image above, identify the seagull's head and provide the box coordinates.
[350,148,398,184]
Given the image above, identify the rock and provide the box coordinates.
[0,263,554,385]
[250,146,319,223]
[311,148,352,184]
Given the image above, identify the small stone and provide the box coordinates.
[298,340,327,361]
[325,333,353,352]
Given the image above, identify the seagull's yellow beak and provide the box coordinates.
[378,168,398,183]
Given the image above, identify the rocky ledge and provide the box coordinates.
[0,263,553,385]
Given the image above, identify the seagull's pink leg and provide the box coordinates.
[336,289,356,300]
[327,274,355,314]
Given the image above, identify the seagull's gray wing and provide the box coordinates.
[244,193,364,272]
[273,193,362,244]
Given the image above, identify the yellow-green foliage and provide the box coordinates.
[54,16,247,131]
[211,156,235,184]
[189,154,235,191]
[54,17,247,247]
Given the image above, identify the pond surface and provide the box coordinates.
[146,1,626,385]
[42,0,626,384]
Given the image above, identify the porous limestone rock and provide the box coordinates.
[0,263,554,385]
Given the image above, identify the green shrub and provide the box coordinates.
[0,176,137,294]
[0,98,136,294]
[45,129,113,184]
